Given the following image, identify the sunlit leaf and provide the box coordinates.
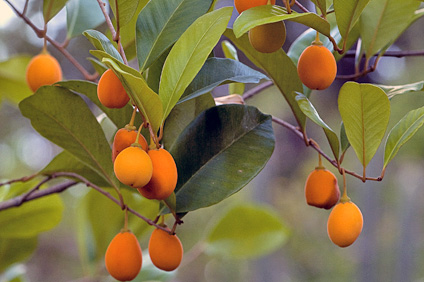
[221,40,245,95]
[334,0,370,42]
[66,0,105,38]
[311,0,327,15]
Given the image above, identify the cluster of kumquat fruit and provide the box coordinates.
[305,154,363,247]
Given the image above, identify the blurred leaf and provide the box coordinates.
[221,40,245,95]
[83,30,123,63]
[224,29,306,130]
[233,5,331,38]
[0,237,37,272]
[170,105,275,213]
[311,0,327,14]
[205,203,288,259]
[295,92,339,160]
[334,0,370,42]
[377,81,424,99]
[66,0,105,38]
[340,122,350,155]
[338,82,390,167]
[0,56,32,105]
[384,107,424,168]
[360,0,420,58]
[19,86,115,185]
[159,7,232,123]
[136,0,213,71]
[180,58,268,104]
[110,0,140,27]
[43,0,68,23]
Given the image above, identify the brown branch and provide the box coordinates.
[344,49,424,58]
[294,1,310,13]
[242,81,274,100]
[336,56,380,80]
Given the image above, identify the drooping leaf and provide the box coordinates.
[224,29,306,130]
[0,237,38,272]
[205,203,288,259]
[360,0,420,58]
[43,0,68,23]
[170,105,275,213]
[384,107,424,168]
[221,40,245,95]
[136,0,213,71]
[233,5,331,38]
[66,0,105,38]
[377,81,424,100]
[340,122,350,155]
[338,82,390,167]
[334,0,370,43]
[110,0,141,27]
[295,92,339,160]
[159,7,233,123]
[0,56,32,105]
[19,86,115,185]
[83,30,123,63]
[180,58,268,104]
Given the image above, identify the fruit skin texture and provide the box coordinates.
[149,228,183,271]
[137,148,178,200]
[97,69,130,108]
[327,201,363,248]
[105,231,142,281]
[304,168,340,209]
[297,44,337,90]
[234,0,276,14]
[112,128,148,162]
[114,146,153,188]
[248,21,286,53]
[26,53,62,92]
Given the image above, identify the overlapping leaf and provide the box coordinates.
[334,0,370,43]
[222,40,245,95]
[377,81,424,100]
[110,0,141,27]
[84,30,123,63]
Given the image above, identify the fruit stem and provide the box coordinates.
[340,168,350,203]
[284,0,292,13]
[123,206,129,232]
[312,31,323,45]
[129,107,137,127]
[318,152,323,168]
[134,123,143,145]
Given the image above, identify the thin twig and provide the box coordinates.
[242,81,274,100]
[336,56,380,80]
[344,49,424,58]
[294,1,310,13]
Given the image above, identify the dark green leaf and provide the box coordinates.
[83,30,123,63]
[170,105,275,213]
[0,237,37,272]
[66,0,105,38]
[136,0,213,71]
[0,56,32,105]
[43,0,68,23]
[110,0,141,27]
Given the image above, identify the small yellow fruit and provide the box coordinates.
[114,146,153,188]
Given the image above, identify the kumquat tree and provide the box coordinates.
[1,0,424,281]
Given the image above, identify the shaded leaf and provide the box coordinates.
[340,122,350,155]
[377,81,424,100]
[159,7,233,123]
[221,40,245,95]
[338,82,390,167]
[0,56,32,105]
[110,0,141,27]
[66,0,105,38]
[146,47,171,93]
[205,203,288,259]
[334,0,370,42]
[136,0,213,71]
[170,105,275,213]
[84,30,123,63]
[312,0,327,15]
[384,107,424,168]
[43,0,68,23]
[0,237,38,272]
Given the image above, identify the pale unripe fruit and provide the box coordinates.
[248,21,286,53]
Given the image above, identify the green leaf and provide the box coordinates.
[205,203,288,259]
[224,29,306,130]
[87,57,108,75]
[338,82,390,167]
[0,237,38,272]
[180,58,268,104]
[19,86,115,185]
[159,7,233,123]
[146,47,171,93]
[222,40,245,95]
[66,0,105,38]
[136,0,213,71]
[360,0,420,58]
[311,0,327,15]
[83,30,123,63]
[384,107,424,168]
[110,0,141,27]
[0,56,32,105]
[295,92,339,160]
[377,81,424,100]
[233,5,331,38]
[340,122,350,155]
[43,0,68,23]
[334,0,370,42]
[170,105,275,213]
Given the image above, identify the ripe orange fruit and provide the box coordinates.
[97,69,130,108]
[112,127,148,162]
[114,146,153,188]
[137,148,178,200]
[304,168,340,209]
[149,228,183,271]
[297,44,337,90]
[327,201,363,247]
[105,231,142,281]
[248,21,286,53]
[234,0,276,14]
[26,53,62,92]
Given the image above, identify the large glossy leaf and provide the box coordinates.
[0,56,32,105]
[377,81,424,100]
[19,86,115,185]
[233,5,331,38]
[224,29,306,130]
[110,0,141,27]
[334,0,370,43]
[295,92,339,160]
[159,7,233,123]
[384,107,424,168]
[360,0,420,58]
[205,204,288,259]
[170,105,275,213]
[0,237,38,272]
[221,40,245,95]
[338,82,390,167]
[66,0,105,38]
[180,58,268,104]
[83,30,123,63]
[43,0,68,23]
[136,0,213,71]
